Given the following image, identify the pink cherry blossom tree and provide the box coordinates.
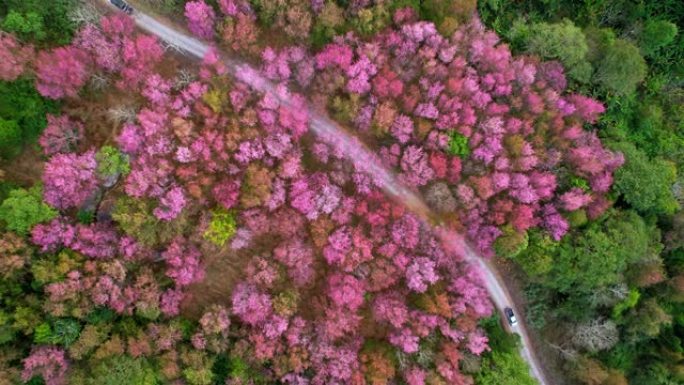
[0,32,33,81]
[42,150,98,210]
[185,0,217,40]
[35,46,91,99]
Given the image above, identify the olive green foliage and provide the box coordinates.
[112,196,190,247]
[639,20,678,57]
[511,229,555,279]
[593,38,648,95]
[494,225,529,259]
[1,0,76,45]
[446,131,470,158]
[548,210,661,293]
[419,0,477,35]
[611,142,679,216]
[203,209,237,247]
[0,79,59,160]
[510,19,592,83]
[85,356,158,385]
[0,186,57,235]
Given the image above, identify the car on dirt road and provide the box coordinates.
[110,0,134,14]
[505,307,518,326]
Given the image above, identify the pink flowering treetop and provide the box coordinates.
[327,273,366,311]
[162,237,205,287]
[39,114,84,156]
[153,186,188,221]
[35,46,91,99]
[0,32,33,81]
[231,282,273,326]
[21,347,68,385]
[185,0,217,40]
[120,35,164,90]
[42,150,98,210]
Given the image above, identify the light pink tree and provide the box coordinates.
[120,35,164,90]
[0,32,33,81]
[185,0,216,40]
[42,150,98,210]
[39,114,84,156]
[162,237,205,287]
[21,347,68,385]
[153,186,187,221]
[35,46,91,99]
[231,282,272,326]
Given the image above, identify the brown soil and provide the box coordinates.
[2,146,44,187]
[180,243,248,319]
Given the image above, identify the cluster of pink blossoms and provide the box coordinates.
[257,11,623,254]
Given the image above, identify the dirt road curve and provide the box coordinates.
[98,2,551,383]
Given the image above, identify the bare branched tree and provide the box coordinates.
[588,283,629,308]
[107,106,137,124]
[174,68,197,90]
[571,318,619,353]
[69,1,102,26]
[89,73,110,92]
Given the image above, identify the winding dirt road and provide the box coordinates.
[99,2,551,383]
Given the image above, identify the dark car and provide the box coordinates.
[110,0,134,14]
[504,307,518,326]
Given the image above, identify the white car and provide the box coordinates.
[505,307,517,326]
[110,0,134,14]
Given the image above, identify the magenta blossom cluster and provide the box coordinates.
[298,15,623,253]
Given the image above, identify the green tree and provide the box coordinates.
[548,210,660,293]
[96,145,130,185]
[0,79,59,160]
[513,229,556,279]
[447,131,470,158]
[611,142,679,216]
[203,209,237,247]
[1,10,46,41]
[85,355,158,385]
[593,39,647,96]
[1,0,76,45]
[494,225,529,259]
[639,20,678,57]
[0,117,21,159]
[34,318,81,347]
[510,19,592,83]
[112,196,190,247]
[0,186,57,235]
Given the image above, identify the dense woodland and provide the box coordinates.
[0,0,681,384]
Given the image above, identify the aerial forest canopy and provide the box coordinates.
[0,1,682,385]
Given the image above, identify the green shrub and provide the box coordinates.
[0,186,57,235]
[203,209,237,247]
[0,79,59,160]
[447,131,470,158]
[511,19,592,83]
[611,142,679,216]
[87,356,158,385]
[639,20,678,57]
[593,39,648,96]
[494,225,529,258]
